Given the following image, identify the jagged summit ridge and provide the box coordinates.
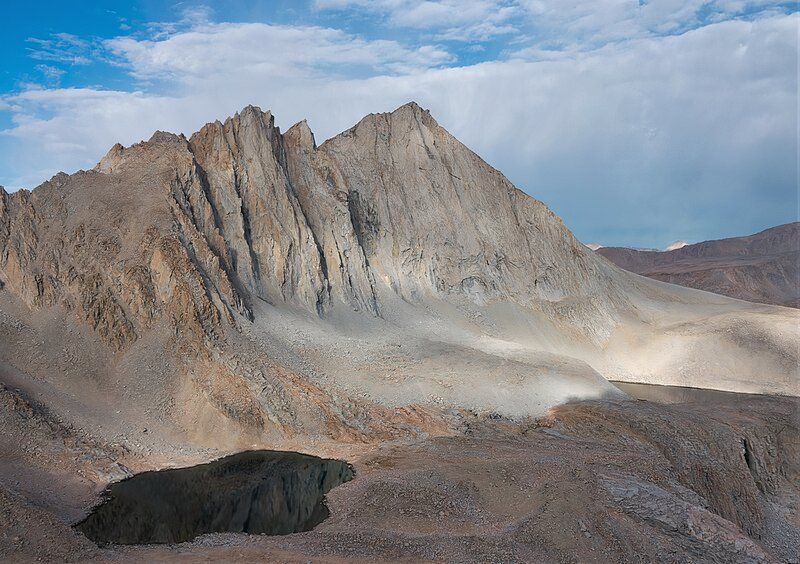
[97,101,434,164]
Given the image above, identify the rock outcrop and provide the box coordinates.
[0,103,797,444]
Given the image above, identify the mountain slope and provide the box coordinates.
[0,103,797,448]
[597,223,800,307]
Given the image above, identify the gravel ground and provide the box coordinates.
[1,389,797,563]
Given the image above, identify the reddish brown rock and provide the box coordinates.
[597,223,800,308]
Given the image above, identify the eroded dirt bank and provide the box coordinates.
[1,390,798,563]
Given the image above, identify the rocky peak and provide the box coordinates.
[373,100,430,120]
[385,101,437,132]
[284,120,316,152]
[228,105,276,138]
[95,143,125,174]
[95,131,192,175]
[148,130,187,145]
[334,101,436,143]
[392,100,433,120]
[188,106,280,170]
[238,104,271,121]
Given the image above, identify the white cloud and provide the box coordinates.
[26,32,95,65]
[106,21,453,81]
[1,11,796,248]
[314,0,520,40]
[316,0,793,48]
[513,0,795,53]
[34,65,67,85]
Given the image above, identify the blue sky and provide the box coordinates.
[1,1,797,248]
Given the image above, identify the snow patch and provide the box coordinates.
[664,240,690,251]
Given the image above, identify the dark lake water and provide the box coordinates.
[75,450,353,545]
[611,381,769,404]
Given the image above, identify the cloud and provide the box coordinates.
[106,21,453,81]
[26,33,96,65]
[507,0,797,55]
[1,10,796,248]
[180,5,215,26]
[34,65,67,86]
[315,0,793,47]
[314,0,520,40]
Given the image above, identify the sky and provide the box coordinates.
[0,1,797,248]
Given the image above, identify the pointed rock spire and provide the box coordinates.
[285,119,316,152]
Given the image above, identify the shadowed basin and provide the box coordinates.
[75,450,354,545]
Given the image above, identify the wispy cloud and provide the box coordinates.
[106,22,454,82]
[511,0,795,52]
[34,64,67,86]
[315,0,521,40]
[26,32,96,65]
[315,0,795,48]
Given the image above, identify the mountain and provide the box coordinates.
[0,103,797,447]
[597,223,800,308]
[664,240,689,251]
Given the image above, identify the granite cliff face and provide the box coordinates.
[596,223,800,308]
[0,103,797,444]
